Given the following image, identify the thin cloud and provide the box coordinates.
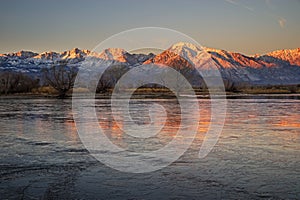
[225,0,238,5]
[225,0,254,12]
[265,1,288,29]
[226,0,286,29]
[278,17,286,28]
[244,5,254,12]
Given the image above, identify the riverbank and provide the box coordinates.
[1,85,300,99]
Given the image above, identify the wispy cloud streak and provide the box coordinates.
[265,0,287,29]
[225,0,254,12]
[278,17,286,28]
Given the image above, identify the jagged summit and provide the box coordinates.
[1,45,299,67]
[265,48,300,66]
[144,42,210,68]
[143,43,300,85]
[3,50,38,59]
[60,48,91,59]
[168,42,208,66]
[0,44,299,85]
[0,48,92,60]
[168,42,203,52]
[97,48,127,62]
[34,51,60,60]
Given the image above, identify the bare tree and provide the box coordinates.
[223,79,238,92]
[0,72,39,95]
[104,64,129,92]
[16,74,40,93]
[43,61,77,98]
[0,72,19,95]
[96,75,112,93]
[158,66,195,96]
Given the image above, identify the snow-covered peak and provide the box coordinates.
[34,51,60,60]
[97,48,127,62]
[1,45,299,70]
[145,42,210,68]
[168,42,206,60]
[169,42,203,52]
[4,50,38,59]
[204,47,267,68]
[1,44,300,86]
[265,48,300,66]
[60,48,91,59]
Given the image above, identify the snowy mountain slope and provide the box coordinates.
[0,43,299,85]
[95,48,155,65]
[263,48,300,66]
[144,43,300,85]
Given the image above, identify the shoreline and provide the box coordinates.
[1,92,300,100]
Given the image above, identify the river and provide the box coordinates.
[0,96,299,199]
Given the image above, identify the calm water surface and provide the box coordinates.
[0,96,299,199]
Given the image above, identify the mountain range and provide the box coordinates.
[0,43,299,86]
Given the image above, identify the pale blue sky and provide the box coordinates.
[0,0,299,55]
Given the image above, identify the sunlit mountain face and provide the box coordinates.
[0,43,300,86]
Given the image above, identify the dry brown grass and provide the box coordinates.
[32,86,57,94]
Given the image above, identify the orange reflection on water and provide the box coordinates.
[275,117,300,128]
[98,113,124,145]
[64,120,80,141]
[272,113,300,142]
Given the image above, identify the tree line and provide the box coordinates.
[0,71,39,95]
[1,61,299,98]
[0,61,128,98]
